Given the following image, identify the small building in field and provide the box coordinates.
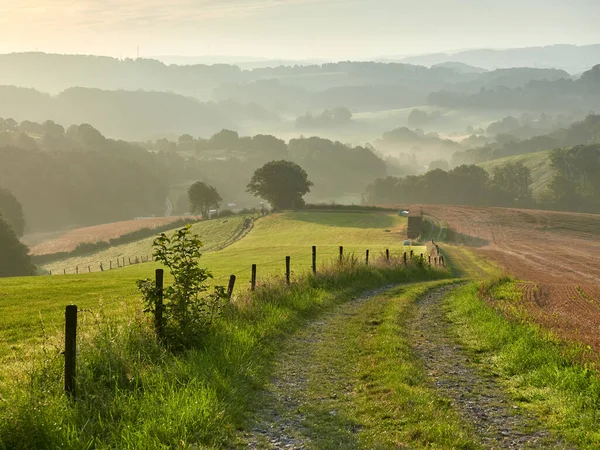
[407,214,423,239]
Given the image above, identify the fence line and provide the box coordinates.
[61,243,446,399]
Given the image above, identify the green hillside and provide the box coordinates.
[478,149,554,197]
[42,215,253,275]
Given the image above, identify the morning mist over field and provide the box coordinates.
[1,3,600,448]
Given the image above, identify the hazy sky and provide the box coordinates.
[1,0,599,60]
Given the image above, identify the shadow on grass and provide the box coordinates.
[288,211,399,229]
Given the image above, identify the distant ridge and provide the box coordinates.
[395,44,600,74]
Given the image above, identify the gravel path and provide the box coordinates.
[238,284,569,449]
[407,285,568,449]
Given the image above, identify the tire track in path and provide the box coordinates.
[237,284,396,449]
[407,286,568,449]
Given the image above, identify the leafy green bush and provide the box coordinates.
[137,225,228,349]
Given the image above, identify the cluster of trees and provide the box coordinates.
[407,109,442,127]
[148,130,387,207]
[548,144,600,213]
[295,107,353,129]
[0,188,33,277]
[0,121,169,231]
[0,116,390,231]
[0,86,282,140]
[365,162,533,208]
[0,215,34,277]
[429,65,600,111]
[453,115,600,165]
[189,160,313,212]
[0,188,25,236]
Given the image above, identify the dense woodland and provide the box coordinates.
[0,119,388,232]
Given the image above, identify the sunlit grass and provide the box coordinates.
[0,257,445,448]
[0,211,424,370]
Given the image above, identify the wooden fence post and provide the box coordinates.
[227,275,236,299]
[155,269,164,338]
[339,246,344,264]
[88,265,91,273]
[122,257,125,267]
[129,257,132,265]
[410,250,414,259]
[251,264,257,291]
[366,249,369,265]
[285,256,291,285]
[49,270,52,276]
[403,252,407,265]
[100,263,104,272]
[386,249,390,262]
[312,246,317,275]
[428,255,431,265]
[76,265,79,274]
[63,268,66,275]
[64,305,77,398]
[110,261,112,270]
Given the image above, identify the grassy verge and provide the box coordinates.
[445,279,600,448]
[295,281,479,449]
[0,263,447,449]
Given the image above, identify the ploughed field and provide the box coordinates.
[0,211,419,375]
[423,204,600,350]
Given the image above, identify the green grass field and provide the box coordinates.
[478,149,553,197]
[0,211,422,372]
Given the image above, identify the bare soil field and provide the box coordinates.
[422,205,600,349]
[28,216,194,255]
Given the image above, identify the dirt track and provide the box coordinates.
[422,205,600,350]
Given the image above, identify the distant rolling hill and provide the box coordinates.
[397,44,600,74]
[478,150,554,197]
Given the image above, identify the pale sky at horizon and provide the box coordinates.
[0,0,599,60]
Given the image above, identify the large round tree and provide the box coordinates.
[188,181,222,218]
[0,215,34,277]
[247,160,313,209]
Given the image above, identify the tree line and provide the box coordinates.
[365,163,534,208]
[367,143,600,214]
[452,115,600,166]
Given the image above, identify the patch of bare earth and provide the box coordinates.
[421,205,600,352]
